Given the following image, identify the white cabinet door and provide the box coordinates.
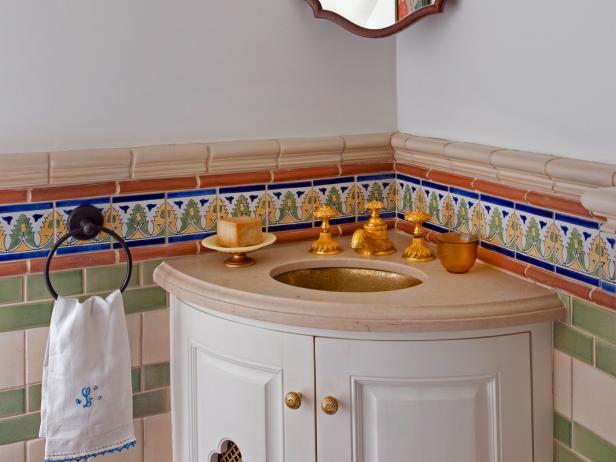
[315,334,533,462]
[172,298,315,462]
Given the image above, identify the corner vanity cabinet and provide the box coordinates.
[172,298,552,462]
[154,234,563,462]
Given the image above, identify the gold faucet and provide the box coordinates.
[402,210,435,262]
[351,201,395,256]
[310,206,342,255]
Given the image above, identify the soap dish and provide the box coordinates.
[201,232,276,267]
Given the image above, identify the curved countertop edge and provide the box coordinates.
[154,260,565,332]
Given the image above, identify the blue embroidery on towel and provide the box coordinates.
[75,385,101,408]
[44,439,136,462]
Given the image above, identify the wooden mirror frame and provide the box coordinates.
[305,0,447,38]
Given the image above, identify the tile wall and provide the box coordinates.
[0,162,615,461]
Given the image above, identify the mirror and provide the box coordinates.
[305,0,446,38]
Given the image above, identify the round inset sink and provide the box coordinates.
[273,267,423,293]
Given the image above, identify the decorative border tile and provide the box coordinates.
[0,203,53,262]
[219,184,267,224]
[313,177,356,224]
[396,173,421,218]
[449,187,479,234]
[166,189,217,244]
[357,173,397,219]
[267,181,315,231]
[55,197,112,255]
[110,194,166,247]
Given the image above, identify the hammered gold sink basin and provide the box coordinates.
[273,267,422,293]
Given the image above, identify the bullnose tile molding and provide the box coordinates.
[50,148,132,185]
[131,144,208,179]
[208,139,280,173]
[341,133,394,164]
[0,152,49,189]
[277,136,344,168]
[582,187,616,234]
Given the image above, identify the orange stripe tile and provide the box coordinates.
[120,241,199,262]
[200,171,271,188]
[31,182,116,202]
[338,222,363,236]
[340,162,393,176]
[0,189,28,205]
[0,261,27,277]
[395,163,430,179]
[273,166,339,183]
[525,192,593,218]
[472,179,528,202]
[428,170,474,190]
[525,266,592,300]
[395,219,415,234]
[590,289,616,311]
[477,247,528,277]
[273,228,321,244]
[119,177,197,194]
[29,251,116,273]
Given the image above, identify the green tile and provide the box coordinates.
[0,388,24,418]
[123,287,167,314]
[555,412,572,446]
[574,422,616,462]
[572,298,616,344]
[0,277,23,305]
[27,270,83,301]
[132,389,167,418]
[132,368,141,393]
[141,260,164,286]
[0,412,40,445]
[596,340,616,378]
[558,292,572,324]
[555,442,585,462]
[86,265,138,294]
[554,322,593,364]
[0,301,53,333]
[27,384,41,412]
[144,363,170,390]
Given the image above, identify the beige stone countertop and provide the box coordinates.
[153,231,564,332]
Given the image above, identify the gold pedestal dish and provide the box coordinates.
[201,232,277,267]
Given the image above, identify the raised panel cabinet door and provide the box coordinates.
[315,334,533,462]
[171,298,315,462]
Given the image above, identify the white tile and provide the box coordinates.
[144,413,172,462]
[95,419,144,462]
[26,438,45,462]
[126,314,142,367]
[0,441,25,462]
[553,350,572,418]
[142,309,170,365]
[572,358,616,444]
[25,327,48,384]
[0,331,25,390]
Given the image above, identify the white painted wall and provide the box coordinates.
[397,0,616,164]
[0,1,396,153]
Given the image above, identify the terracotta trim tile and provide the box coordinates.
[272,166,339,183]
[119,177,198,195]
[477,247,528,276]
[199,171,271,188]
[472,179,528,202]
[525,191,593,218]
[273,228,321,244]
[0,189,28,205]
[0,261,27,277]
[121,241,199,262]
[525,266,592,300]
[29,251,116,273]
[394,163,430,180]
[590,289,616,311]
[338,222,363,236]
[425,230,440,243]
[428,170,474,190]
[31,182,116,202]
[340,162,393,176]
[395,219,415,234]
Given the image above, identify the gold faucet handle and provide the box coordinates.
[310,206,342,255]
[404,210,431,237]
[365,200,385,218]
[314,205,338,221]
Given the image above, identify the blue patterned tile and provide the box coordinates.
[357,173,397,218]
[396,174,421,216]
[313,177,357,223]
[554,213,605,280]
[516,203,555,261]
[419,180,450,228]
[450,187,480,234]
[267,181,315,230]
[166,189,217,243]
[109,193,166,244]
[0,202,54,260]
[480,194,516,250]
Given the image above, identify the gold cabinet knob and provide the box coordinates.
[284,391,303,410]
[320,396,339,415]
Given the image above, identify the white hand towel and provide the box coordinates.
[39,290,136,462]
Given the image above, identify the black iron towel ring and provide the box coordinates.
[44,205,132,300]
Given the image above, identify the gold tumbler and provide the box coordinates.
[436,232,479,273]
